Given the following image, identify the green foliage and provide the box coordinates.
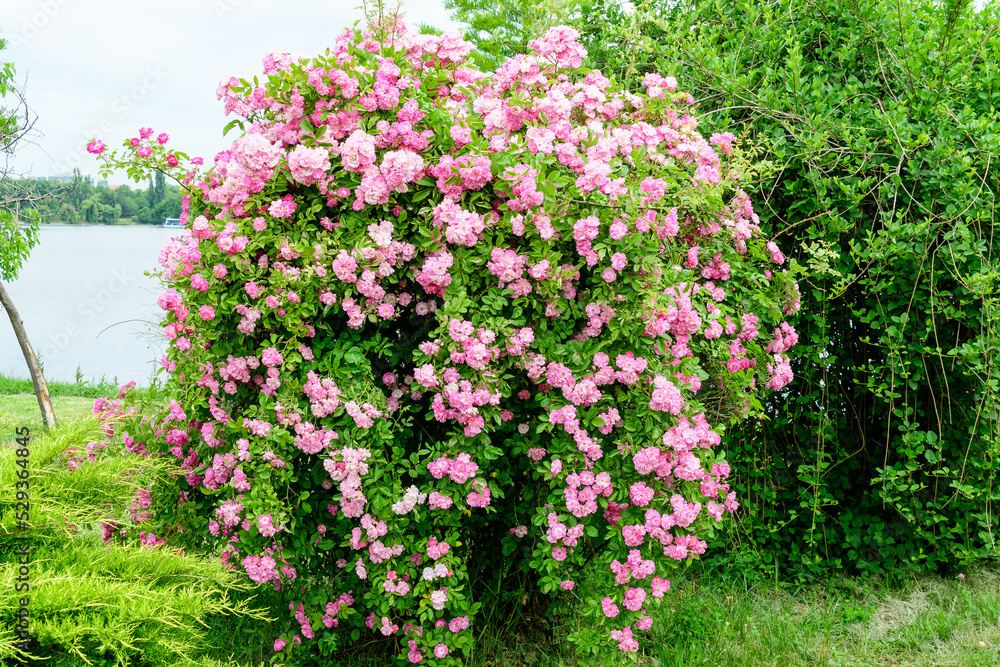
[443,0,574,70]
[0,39,38,283]
[0,405,270,666]
[0,211,38,283]
[0,541,267,667]
[561,0,1000,578]
[571,0,659,85]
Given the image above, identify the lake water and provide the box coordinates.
[0,225,180,386]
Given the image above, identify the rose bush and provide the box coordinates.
[92,18,799,664]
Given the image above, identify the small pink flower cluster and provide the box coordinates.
[610,625,639,652]
[287,144,332,186]
[344,400,383,429]
[528,25,588,68]
[322,592,354,628]
[138,531,165,548]
[562,471,612,517]
[414,251,454,297]
[257,513,282,537]
[383,570,411,596]
[710,131,736,155]
[214,498,243,530]
[128,487,153,523]
[766,322,799,355]
[766,354,794,391]
[610,549,656,585]
[648,375,684,414]
[243,552,281,585]
[303,371,343,417]
[487,247,531,296]
[427,453,479,483]
[323,447,372,517]
[203,452,238,489]
[434,198,486,247]
[428,491,453,510]
[466,479,492,508]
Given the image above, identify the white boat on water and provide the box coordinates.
[163,218,181,227]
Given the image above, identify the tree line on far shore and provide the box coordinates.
[1,170,182,225]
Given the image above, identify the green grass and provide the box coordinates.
[1,539,273,666]
[639,566,1000,667]
[0,371,124,399]
[2,389,999,666]
[0,394,96,445]
[0,371,168,444]
[0,395,273,667]
[432,564,1000,667]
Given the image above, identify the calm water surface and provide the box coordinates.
[0,225,180,386]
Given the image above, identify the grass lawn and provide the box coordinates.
[1,387,998,666]
[636,568,1000,667]
[0,393,96,445]
[0,373,125,398]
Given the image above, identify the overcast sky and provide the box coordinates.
[0,0,462,185]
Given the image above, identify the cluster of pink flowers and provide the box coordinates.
[610,549,656,585]
[428,491,453,509]
[257,513,282,537]
[466,479,491,508]
[203,452,238,490]
[414,251,454,297]
[487,247,530,295]
[323,447,372,517]
[128,487,153,523]
[138,531,165,548]
[766,354,794,391]
[427,453,479,484]
[610,625,639,652]
[287,145,332,186]
[562,471,613,517]
[243,552,281,585]
[434,198,486,246]
[214,498,243,529]
[303,371,343,417]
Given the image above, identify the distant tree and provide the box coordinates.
[60,203,80,224]
[105,203,122,225]
[153,189,182,223]
[80,197,97,223]
[136,205,155,224]
[443,0,575,70]
[154,171,165,205]
[147,173,167,208]
[96,187,115,207]
[118,191,139,219]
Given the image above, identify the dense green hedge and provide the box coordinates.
[558,0,1000,578]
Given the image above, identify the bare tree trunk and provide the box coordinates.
[0,279,56,429]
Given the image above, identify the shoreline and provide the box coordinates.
[35,221,170,227]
